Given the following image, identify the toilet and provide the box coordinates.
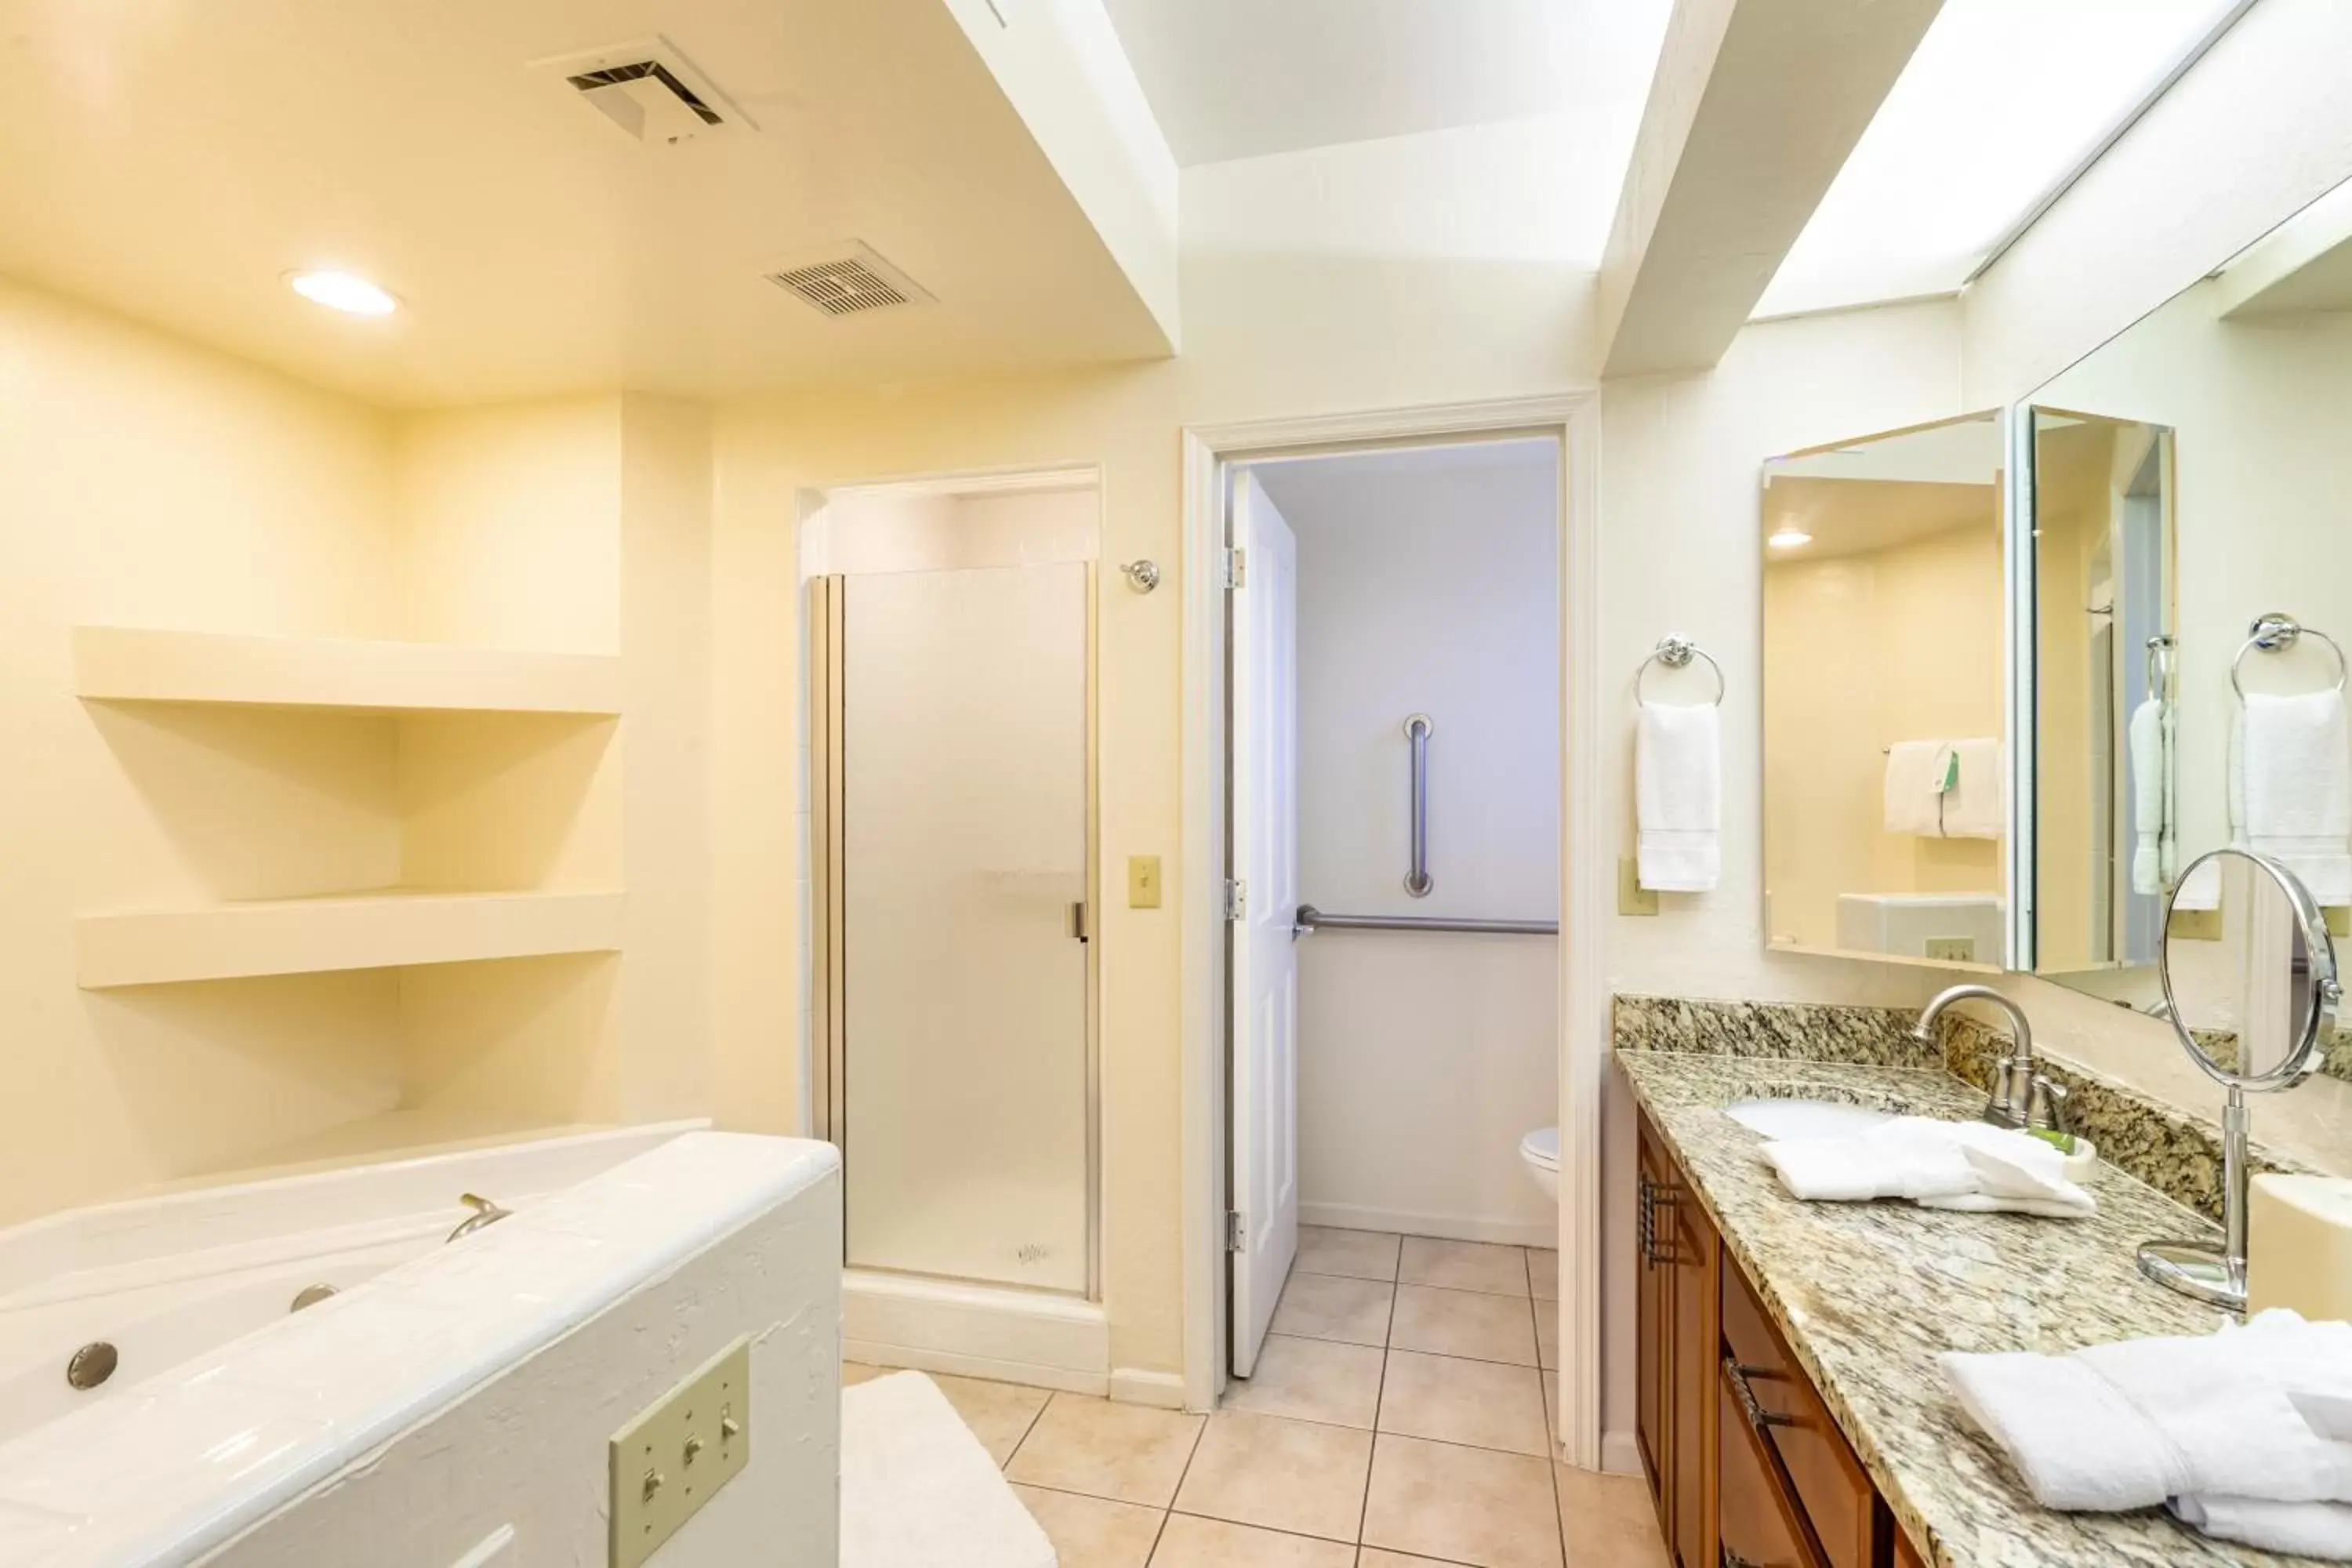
[1519,1127,1559,1200]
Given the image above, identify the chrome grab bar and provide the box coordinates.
[1403,713,1433,898]
[1293,903,1557,938]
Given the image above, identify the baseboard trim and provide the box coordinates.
[1108,1367,1189,1410]
[1301,1200,1555,1250]
[1600,1429,1642,1477]
[844,1271,1108,1396]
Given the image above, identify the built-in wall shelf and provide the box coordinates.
[76,889,625,989]
[72,626,622,715]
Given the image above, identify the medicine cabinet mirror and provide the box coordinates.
[1759,410,2010,970]
[2023,168,2352,1091]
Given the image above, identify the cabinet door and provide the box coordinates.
[1719,1367,1826,1568]
[1669,1186,1720,1568]
[1635,1121,1670,1504]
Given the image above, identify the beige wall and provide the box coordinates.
[0,277,715,1224]
[1762,520,2004,951]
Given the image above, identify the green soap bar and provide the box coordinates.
[2026,1127,2077,1155]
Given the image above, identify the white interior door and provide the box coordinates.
[1230,472,1300,1377]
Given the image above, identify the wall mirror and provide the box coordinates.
[2025,169,2352,1081]
[1760,411,2009,969]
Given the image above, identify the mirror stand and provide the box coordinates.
[2136,1087,2251,1310]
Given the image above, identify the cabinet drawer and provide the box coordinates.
[1718,1363,1824,1568]
[1722,1261,1875,1568]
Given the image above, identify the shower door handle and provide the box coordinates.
[1070,901,1090,942]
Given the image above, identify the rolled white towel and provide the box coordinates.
[2170,1495,2352,1559]
[1940,1311,2352,1512]
[1758,1117,2093,1217]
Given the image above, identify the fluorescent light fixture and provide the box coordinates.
[286,270,399,316]
[1755,0,2249,320]
[1767,528,1813,550]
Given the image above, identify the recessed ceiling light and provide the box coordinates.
[1768,528,1813,550]
[285,270,400,316]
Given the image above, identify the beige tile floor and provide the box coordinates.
[846,1226,1669,1568]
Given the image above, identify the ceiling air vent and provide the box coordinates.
[535,37,751,145]
[765,244,936,318]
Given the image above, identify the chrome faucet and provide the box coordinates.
[1912,984,2071,1137]
[446,1192,512,1243]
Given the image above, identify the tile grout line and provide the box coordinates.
[1356,1254,1403,1551]
[1530,1245,1573,1566]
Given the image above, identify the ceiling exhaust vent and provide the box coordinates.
[765,244,935,318]
[535,37,751,145]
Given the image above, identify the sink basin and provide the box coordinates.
[1723,1098,1896,1141]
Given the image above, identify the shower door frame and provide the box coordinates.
[805,474,1104,1304]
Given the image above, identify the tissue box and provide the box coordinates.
[2249,1174,2352,1319]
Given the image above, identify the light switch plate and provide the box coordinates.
[2330,906,2350,939]
[1924,936,1976,964]
[609,1337,751,1568]
[2170,907,2222,941]
[1617,857,1657,916]
[1128,855,1163,909]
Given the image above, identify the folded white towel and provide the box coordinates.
[1758,1117,2094,1217]
[2243,688,2352,906]
[1941,1310,2352,1513]
[1637,702,1720,892]
[2130,696,2169,896]
[2170,1494,2352,1559]
[1940,738,2005,840]
[1883,741,1948,837]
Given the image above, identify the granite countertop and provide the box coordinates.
[1619,1047,2333,1568]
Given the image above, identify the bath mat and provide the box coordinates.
[842,1370,1057,1568]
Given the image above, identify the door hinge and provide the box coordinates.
[1223,879,1247,921]
[1221,547,1247,590]
[1225,1210,1246,1252]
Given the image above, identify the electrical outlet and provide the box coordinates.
[609,1338,751,1568]
[1128,855,1163,909]
[1924,936,1976,964]
[1617,857,1657,916]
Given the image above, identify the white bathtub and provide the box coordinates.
[0,1123,843,1567]
[0,1122,700,1445]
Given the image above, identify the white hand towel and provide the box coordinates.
[1940,738,2006,840]
[2169,1495,2352,1559]
[2243,688,2352,906]
[1940,1310,2352,1512]
[1636,702,1720,892]
[1758,1118,2095,1217]
[2129,696,2169,896]
[1883,740,1948,837]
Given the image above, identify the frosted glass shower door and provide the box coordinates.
[839,561,1091,1293]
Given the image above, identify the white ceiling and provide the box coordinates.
[1102,0,1671,169]
[0,0,1170,408]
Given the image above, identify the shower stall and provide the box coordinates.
[803,474,1099,1311]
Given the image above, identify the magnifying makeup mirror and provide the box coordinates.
[2142,847,2342,1309]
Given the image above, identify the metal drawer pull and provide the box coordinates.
[1638,1175,1679,1265]
[1724,1356,1795,1430]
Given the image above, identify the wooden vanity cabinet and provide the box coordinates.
[1636,1112,1719,1568]
[1637,1106,1910,1568]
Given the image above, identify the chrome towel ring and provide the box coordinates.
[2229,612,2347,700]
[1635,634,1725,707]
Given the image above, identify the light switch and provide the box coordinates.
[1923,936,1976,964]
[609,1338,751,1568]
[1128,855,1163,909]
[1617,857,1657,916]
